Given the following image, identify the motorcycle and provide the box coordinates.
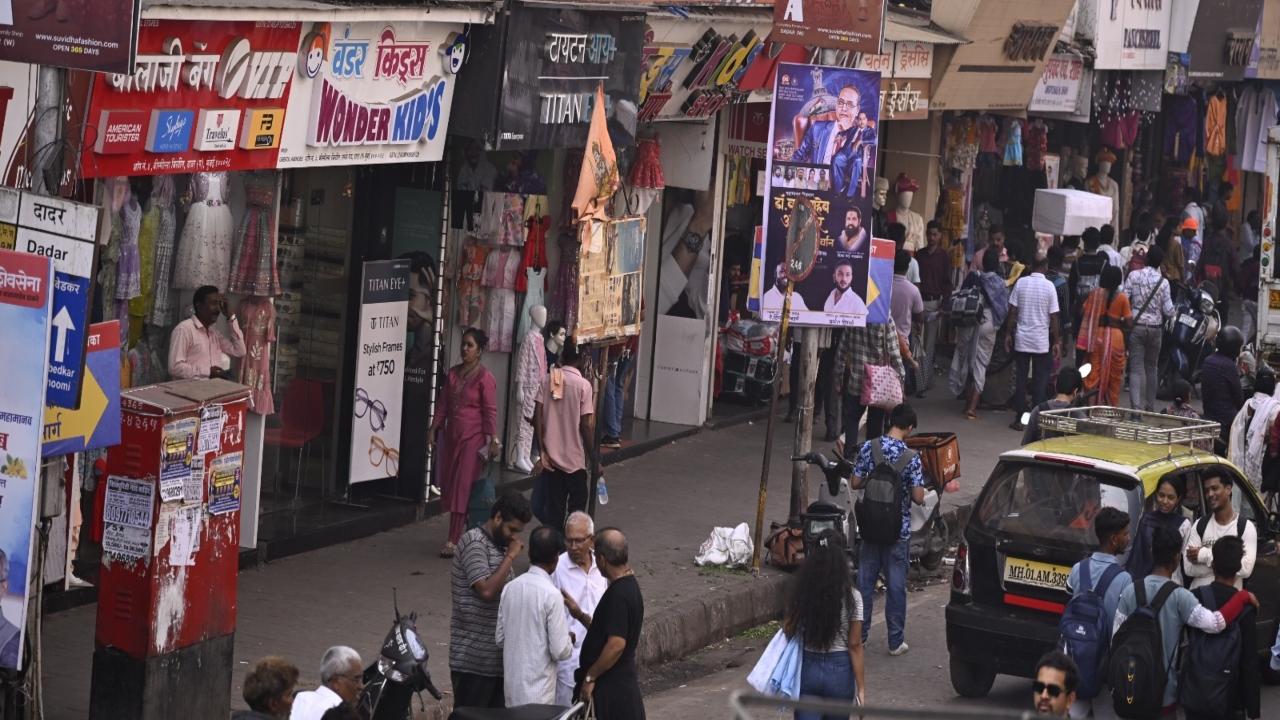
[1159,281,1219,399]
[793,451,856,557]
[358,594,442,720]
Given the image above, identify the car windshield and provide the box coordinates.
[974,460,1141,545]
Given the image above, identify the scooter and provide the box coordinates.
[358,594,442,720]
[1159,281,1219,398]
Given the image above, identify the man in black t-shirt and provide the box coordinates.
[570,527,645,720]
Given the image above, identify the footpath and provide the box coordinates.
[38,392,1012,718]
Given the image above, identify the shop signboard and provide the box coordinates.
[350,259,409,485]
[1030,54,1085,113]
[878,78,929,121]
[759,63,881,328]
[725,102,769,159]
[1084,0,1171,70]
[0,188,100,409]
[277,21,465,168]
[847,41,933,79]
[42,321,121,456]
[0,61,32,188]
[496,5,646,149]
[0,0,139,73]
[78,20,303,178]
[1184,0,1264,81]
[1255,0,1280,78]
[771,0,885,55]
[637,24,766,123]
[0,248,52,671]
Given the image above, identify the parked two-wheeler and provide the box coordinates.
[358,596,442,720]
[1159,281,1219,399]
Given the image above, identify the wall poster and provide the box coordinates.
[349,259,409,484]
[575,217,645,343]
[758,62,881,327]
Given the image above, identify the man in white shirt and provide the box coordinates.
[290,646,362,720]
[1123,246,1175,411]
[1097,224,1123,269]
[1183,471,1257,590]
[551,511,609,706]
[823,261,868,315]
[762,263,809,313]
[1005,254,1060,431]
[496,526,575,706]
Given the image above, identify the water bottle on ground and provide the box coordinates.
[597,475,609,505]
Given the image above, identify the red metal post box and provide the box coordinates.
[90,378,250,719]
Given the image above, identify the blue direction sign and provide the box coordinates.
[0,189,101,409]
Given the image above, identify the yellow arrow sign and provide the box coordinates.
[44,360,108,444]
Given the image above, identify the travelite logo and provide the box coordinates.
[1003,557,1070,591]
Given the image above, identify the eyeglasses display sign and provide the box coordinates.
[350,259,410,484]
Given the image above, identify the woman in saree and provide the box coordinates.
[1076,265,1131,405]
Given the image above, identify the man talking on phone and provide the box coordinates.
[168,285,246,380]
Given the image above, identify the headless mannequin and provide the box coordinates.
[889,190,924,252]
[511,305,549,473]
[872,177,890,237]
[1087,159,1120,227]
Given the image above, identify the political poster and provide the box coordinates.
[349,259,409,484]
[759,62,881,328]
[0,248,52,671]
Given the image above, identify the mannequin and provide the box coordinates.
[887,173,924,252]
[544,320,567,368]
[511,305,549,473]
[871,176,890,237]
[1087,148,1120,227]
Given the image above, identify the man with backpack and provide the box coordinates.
[1183,471,1257,590]
[850,403,925,656]
[1180,535,1260,720]
[1109,526,1258,718]
[1061,508,1133,719]
[1068,228,1110,326]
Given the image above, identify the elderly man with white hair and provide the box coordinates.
[551,511,608,705]
[289,645,363,719]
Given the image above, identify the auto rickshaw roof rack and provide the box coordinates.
[1036,406,1220,447]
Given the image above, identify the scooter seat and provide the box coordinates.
[449,705,572,720]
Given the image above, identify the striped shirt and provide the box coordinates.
[450,526,513,676]
[1122,267,1174,327]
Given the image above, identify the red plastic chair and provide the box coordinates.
[265,378,326,499]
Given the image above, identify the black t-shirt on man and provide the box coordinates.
[580,574,644,685]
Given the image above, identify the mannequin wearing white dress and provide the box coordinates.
[173,172,234,289]
[1087,149,1120,228]
[510,305,548,473]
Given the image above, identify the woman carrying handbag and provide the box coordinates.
[834,318,907,443]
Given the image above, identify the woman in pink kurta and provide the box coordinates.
[430,328,498,556]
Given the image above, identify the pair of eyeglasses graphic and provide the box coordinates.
[369,435,399,476]
[355,387,388,432]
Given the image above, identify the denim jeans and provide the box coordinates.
[858,538,910,649]
[602,355,630,439]
[1128,325,1162,412]
[795,650,856,720]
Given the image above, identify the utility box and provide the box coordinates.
[90,378,250,719]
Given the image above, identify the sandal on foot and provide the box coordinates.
[439,542,456,559]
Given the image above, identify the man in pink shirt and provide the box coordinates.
[168,285,246,380]
[534,340,595,531]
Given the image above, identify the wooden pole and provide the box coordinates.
[751,282,794,574]
[789,327,820,523]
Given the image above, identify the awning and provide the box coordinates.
[884,14,968,46]
[141,0,495,23]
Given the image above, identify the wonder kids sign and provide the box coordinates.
[277,21,465,167]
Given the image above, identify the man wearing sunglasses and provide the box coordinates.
[1032,651,1077,716]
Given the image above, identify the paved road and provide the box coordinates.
[645,579,1280,717]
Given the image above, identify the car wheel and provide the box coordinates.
[950,656,996,698]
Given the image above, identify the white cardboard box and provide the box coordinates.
[1032,188,1113,236]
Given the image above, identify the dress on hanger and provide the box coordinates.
[500,194,525,246]
[128,192,159,344]
[457,239,489,327]
[1024,122,1048,171]
[173,172,234,290]
[229,175,281,296]
[550,231,580,333]
[116,191,142,300]
[977,116,999,154]
[148,176,178,327]
[1205,94,1227,157]
[1002,120,1023,167]
[482,248,519,353]
[238,296,277,415]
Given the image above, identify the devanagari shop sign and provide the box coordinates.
[0,188,102,409]
[277,21,467,168]
[78,20,302,178]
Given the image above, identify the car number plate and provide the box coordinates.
[1003,556,1071,591]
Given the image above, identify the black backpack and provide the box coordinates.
[1182,515,1248,587]
[1108,580,1178,719]
[1179,585,1243,716]
[855,441,915,545]
[946,285,984,327]
[1059,562,1125,700]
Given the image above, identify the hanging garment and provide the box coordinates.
[173,172,234,289]
[116,192,142,300]
[229,175,281,296]
[500,193,525,246]
[238,297,277,415]
[483,288,516,352]
[551,231,580,333]
[629,136,665,189]
[977,115,999,154]
[1164,95,1198,166]
[477,192,507,240]
[1100,111,1140,151]
[517,269,546,340]
[940,186,966,241]
[457,239,489,327]
[148,176,178,327]
[481,246,520,290]
[1002,120,1022,167]
[128,196,159,346]
[1024,122,1048,171]
[1205,94,1227,157]
[516,214,550,292]
[1247,88,1277,174]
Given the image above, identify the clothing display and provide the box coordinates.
[517,269,546,341]
[457,239,489,327]
[629,136,665,189]
[482,246,520,290]
[1024,121,1047,171]
[116,190,142,301]
[550,231,580,334]
[229,174,281,296]
[128,189,158,344]
[148,176,179,327]
[483,288,516,353]
[512,326,548,470]
[238,296,276,415]
[517,214,550,292]
[173,172,234,290]
[1164,95,1199,166]
[1205,94,1227,157]
[977,115,998,154]
[1002,119,1022,166]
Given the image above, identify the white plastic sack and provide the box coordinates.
[694,522,754,567]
